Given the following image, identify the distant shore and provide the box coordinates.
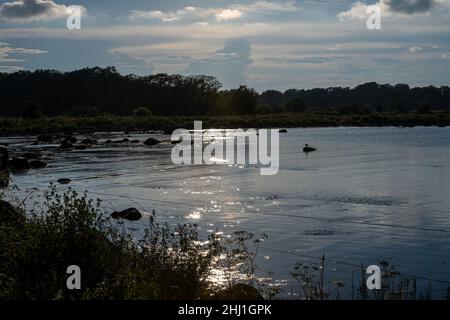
[1,113,450,135]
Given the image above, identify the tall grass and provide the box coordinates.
[1,113,450,135]
[1,184,449,300]
[0,185,219,299]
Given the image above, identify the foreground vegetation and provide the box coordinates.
[0,186,217,299]
[1,183,449,300]
[1,112,450,135]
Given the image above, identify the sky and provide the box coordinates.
[0,0,449,91]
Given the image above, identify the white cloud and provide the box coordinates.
[442,53,450,59]
[215,9,244,21]
[337,1,390,20]
[130,1,300,23]
[0,0,84,22]
[0,43,47,66]
[409,46,423,52]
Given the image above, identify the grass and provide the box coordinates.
[0,185,220,299]
[1,112,450,135]
[1,183,449,300]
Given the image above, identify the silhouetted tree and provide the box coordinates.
[284,98,306,113]
[229,86,258,115]
[21,100,42,119]
[1,68,449,117]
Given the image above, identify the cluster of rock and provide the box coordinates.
[0,147,47,172]
[35,134,162,150]
[1,133,165,221]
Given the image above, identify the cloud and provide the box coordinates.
[337,0,449,19]
[0,0,84,22]
[409,46,423,52]
[442,53,450,59]
[385,0,435,14]
[0,42,47,70]
[215,9,244,21]
[337,1,390,20]
[0,42,47,59]
[186,39,252,88]
[0,65,23,72]
[130,1,299,23]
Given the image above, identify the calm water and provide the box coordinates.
[3,126,450,297]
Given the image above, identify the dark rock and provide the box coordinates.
[81,138,97,145]
[57,178,71,184]
[215,284,263,300]
[29,160,47,169]
[105,139,112,143]
[0,200,25,226]
[37,134,54,143]
[111,208,142,221]
[9,157,30,171]
[20,152,42,160]
[0,147,8,170]
[279,129,288,133]
[59,139,74,150]
[61,136,77,144]
[122,138,130,143]
[303,144,317,153]
[144,137,161,146]
[74,145,87,150]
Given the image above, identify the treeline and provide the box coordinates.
[1,66,449,118]
[260,83,450,114]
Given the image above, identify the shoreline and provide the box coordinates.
[1,113,450,136]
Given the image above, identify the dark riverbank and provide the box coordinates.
[1,113,450,135]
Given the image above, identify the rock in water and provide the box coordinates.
[37,135,54,143]
[0,147,8,170]
[59,139,74,150]
[57,178,71,184]
[303,144,317,153]
[144,137,161,146]
[29,160,47,169]
[279,129,288,133]
[81,138,97,145]
[9,157,31,171]
[20,152,42,160]
[61,135,77,144]
[111,208,142,221]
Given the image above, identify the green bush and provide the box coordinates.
[133,107,152,117]
[0,185,217,300]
